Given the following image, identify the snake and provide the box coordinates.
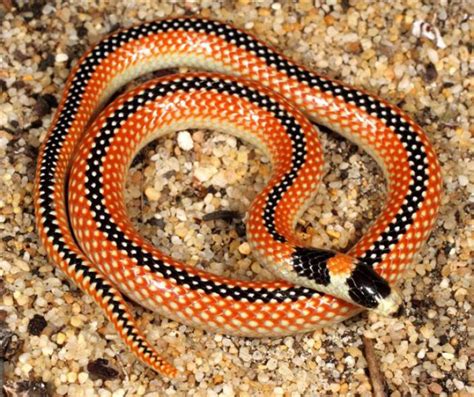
[34,17,442,377]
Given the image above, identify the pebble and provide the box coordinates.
[238,242,251,255]
[458,175,468,186]
[27,314,47,336]
[194,165,218,182]
[87,359,119,380]
[177,130,194,151]
[69,315,83,328]
[56,332,66,345]
[429,382,443,394]
[424,62,438,83]
[144,186,161,201]
[55,53,69,63]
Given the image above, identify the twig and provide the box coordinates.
[362,336,387,397]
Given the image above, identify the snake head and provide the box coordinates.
[345,260,403,317]
[292,248,403,317]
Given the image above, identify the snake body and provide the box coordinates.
[34,18,442,377]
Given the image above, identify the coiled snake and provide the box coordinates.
[34,18,442,376]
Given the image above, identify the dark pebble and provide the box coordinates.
[27,314,47,336]
[443,242,454,255]
[19,0,46,19]
[163,170,176,179]
[410,297,435,316]
[341,0,351,11]
[235,221,246,237]
[206,185,218,195]
[203,210,241,223]
[41,94,58,108]
[87,358,120,380]
[438,334,448,345]
[38,54,55,72]
[424,62,438,83]
[12,80,27,89]
[29,2,45,18]
[34,94,58,117]
[33,98,51,117]
[0,79,7,92]
[13,49,29,62]
[147,217,166,229]
[3,380,50,397]
[30,119,43,129]
[77,25,88,38]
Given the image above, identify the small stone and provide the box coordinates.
[27,314,47,336]
[194,165,218,182]
[177,130,194,151]
[78,372,89,384]
[67,371,78,383]
[77,25,88,38]
[70,315,83,328]
[56,332,66,345]
[34,94,58,117]
[87,358,119,380]
[38,54,55,71]
[55,53,69,63]
[327,229,341,239]
[34,97,52,117]
[428,382,443,394]
[453,379,464,390]
[273,386,284,395]
[238,242,251,255]
[266,357,278,370]
[239,346,251,362]
[420,325,434,338]
[424,62,438,83]
[145,186,161,201]
[345,41,362,54]
[427,48,439,63]
[41,93,59,108]
[458,175,468,186]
